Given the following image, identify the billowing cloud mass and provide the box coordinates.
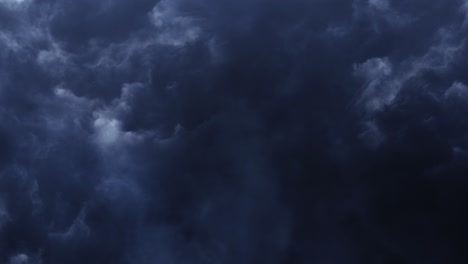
[1,0,468,263]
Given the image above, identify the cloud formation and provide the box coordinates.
[1,0,468,263]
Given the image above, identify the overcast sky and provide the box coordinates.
[1,0,468,263]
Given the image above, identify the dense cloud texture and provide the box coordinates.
[1,0,468,263]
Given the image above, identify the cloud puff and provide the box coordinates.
[354,25,466,113]
[354,57,395,111]
[149,0,202,47]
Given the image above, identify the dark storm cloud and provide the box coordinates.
[2,0,468,263]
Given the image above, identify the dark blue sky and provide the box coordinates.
[1,0,468,263]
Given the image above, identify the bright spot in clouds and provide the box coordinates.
[0,0,30,9]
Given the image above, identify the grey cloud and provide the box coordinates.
[149,0,202,47]
[2,0,468,263]
[354,23,466,114]
[354,57,394,112]
[9,254,29,264]
[445,81,468,101]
